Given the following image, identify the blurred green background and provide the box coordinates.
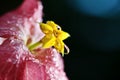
[1,0,120,80]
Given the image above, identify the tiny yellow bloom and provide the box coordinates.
[29,21,70,56]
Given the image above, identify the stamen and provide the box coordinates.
[64,44,70,54]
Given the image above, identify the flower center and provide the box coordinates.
[28,21,70,56]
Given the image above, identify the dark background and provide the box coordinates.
[1,0,120,80]
[42,0,120,80]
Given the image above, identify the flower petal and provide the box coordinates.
[54,39,64,54]
[42,36,56,48]
[58,31,70,40]
[40,23,53,33]
[46,21,58,30]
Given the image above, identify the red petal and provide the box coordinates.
[0,0,45,80]
[0,0,68,80]
[34,48,68,80]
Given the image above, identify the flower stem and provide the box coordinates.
[28,41,41,51]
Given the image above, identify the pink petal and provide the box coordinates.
[0,0,68,80]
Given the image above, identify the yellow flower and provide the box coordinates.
[29,21,70,56]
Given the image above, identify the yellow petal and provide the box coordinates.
[46,21,58,30]
[58,31,70,40]
[40,23,53,33]
[54,39,64,55]
[60,41,65,56]
[42,36,56,48]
